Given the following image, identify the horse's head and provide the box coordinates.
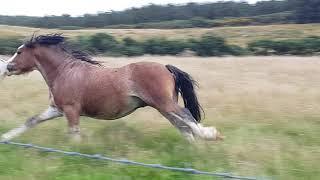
[5,34,99,76]
[6,44,37,76]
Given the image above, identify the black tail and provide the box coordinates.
[166,64,203,122]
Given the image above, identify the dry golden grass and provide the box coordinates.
[1,23,320,46]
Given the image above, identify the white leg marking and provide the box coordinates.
[183,122,216,140]
[68,126,80,134]
[38,106,62,120]
[1,106,62,141]
[166,112,223,141]
[170,113,202,138]
[69,126,82,143]
[197,124,217,140]
[1,125,28,141]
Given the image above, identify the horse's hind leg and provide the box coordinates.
[161,108,196,141]
[160,105,222,141]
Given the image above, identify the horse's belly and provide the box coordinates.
[83,96,145,120]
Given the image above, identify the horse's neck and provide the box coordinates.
[35,50,71,88]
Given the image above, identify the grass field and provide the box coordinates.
[1,24,320,46]
[0,56,319,180]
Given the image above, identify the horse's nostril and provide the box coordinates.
[7,63,16,72]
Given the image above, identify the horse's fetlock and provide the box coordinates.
[25,117,38,127]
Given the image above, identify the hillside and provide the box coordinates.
[0,1,293,28]
[0,24,320,47]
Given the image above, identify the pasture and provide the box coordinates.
[0,23,320,46]
[0,56,319,180]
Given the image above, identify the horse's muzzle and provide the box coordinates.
[6,63,16,72]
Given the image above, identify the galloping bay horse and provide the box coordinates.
[1,34,223,142]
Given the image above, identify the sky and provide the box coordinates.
[0,0,260,17]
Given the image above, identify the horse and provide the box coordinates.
[1,34,223,142]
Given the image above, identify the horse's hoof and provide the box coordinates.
[1,134,12,142]
[69,133,82,143]
[201,126,224,141]
[215,130,225,141]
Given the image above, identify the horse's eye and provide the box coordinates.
[17,51,22,55]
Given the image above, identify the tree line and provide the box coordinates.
[0,0,318,29]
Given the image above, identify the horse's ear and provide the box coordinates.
[25,32,38,49]
[29,33,34,44]
[30,31,38,42]
[29,31,39,47]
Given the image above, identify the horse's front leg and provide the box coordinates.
[1,106,62,141]
[63,105,81,141]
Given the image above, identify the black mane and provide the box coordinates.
[25,34,101,65]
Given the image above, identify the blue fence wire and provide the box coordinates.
[0,141,263,180]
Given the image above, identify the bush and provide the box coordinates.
[0,37,23,55]
[228,45,250,56]
[190,17,213,28]
[189,34,233,56]
[252,11,295,24]
[248,37,320,55]
[248,40,277,55]
[119,46,145,56]
[118,38,145,56]
[69,33,122,55]
[301,36,320,54]
[68,33,245,57]
[69,36,94,53]
[1,33,316,57]
[143,38,189,55]
[89,33,119,53]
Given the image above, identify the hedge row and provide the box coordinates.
[0,34,319,56]
[69,33,247,57]
[69,34,320,56]
[0,37,23,55]
[248,37,320,55]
